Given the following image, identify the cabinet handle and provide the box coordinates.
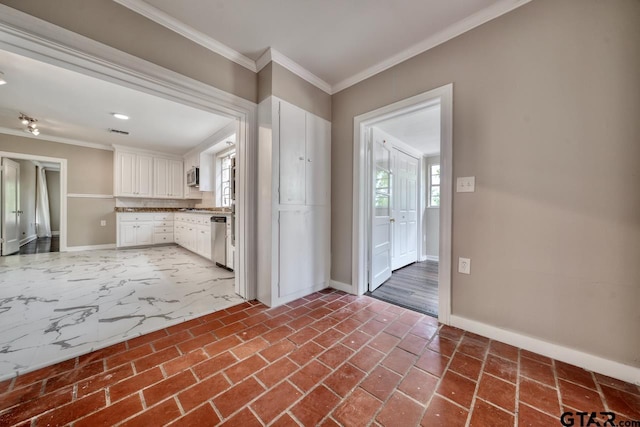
[307,158,312,162]
[299,156,304,161]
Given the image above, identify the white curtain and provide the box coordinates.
[35,165,51,238]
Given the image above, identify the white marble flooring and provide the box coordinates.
[0,246,243,381]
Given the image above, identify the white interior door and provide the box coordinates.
[370,131,393,291]
[392,149,419,270]
[1,158,21,255]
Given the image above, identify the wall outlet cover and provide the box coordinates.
[100,220,107,227]
[458,257,471,274]
[456,176,475,192]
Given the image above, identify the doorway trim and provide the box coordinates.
[352,84,453,324]
[0,5,257,300]
[0,152,68,252]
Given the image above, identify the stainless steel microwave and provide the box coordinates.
[186,167,199,187]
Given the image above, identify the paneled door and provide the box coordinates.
[1,158,21,255]
[392,149,419,270]
[369,130,393,291]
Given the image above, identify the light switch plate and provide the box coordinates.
[458,257,471,274]
[456,176,475,192]
[100,220,106,227]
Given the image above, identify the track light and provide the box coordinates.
[19,113,41,136]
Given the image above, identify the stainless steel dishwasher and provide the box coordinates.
[211,216,230,270]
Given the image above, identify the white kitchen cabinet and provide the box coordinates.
[257,97,331,307]
[154,158,184,198]
[115,151,153,197]
[117,213,154,247]
[174,213,213,260]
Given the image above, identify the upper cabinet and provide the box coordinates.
[114,147,183,199]
[115,150,153,197]
[279,103,331,206]
[154,158,184,198]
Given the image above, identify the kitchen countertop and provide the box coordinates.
[115,207,232,214]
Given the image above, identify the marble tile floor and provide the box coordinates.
[0,245,242,381]
[0,289,638,426]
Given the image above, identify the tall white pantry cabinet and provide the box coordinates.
[257,97,331,307]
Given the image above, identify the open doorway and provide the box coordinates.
[353,84,453,323]
[365,104,441,316]
[1,153,66,256]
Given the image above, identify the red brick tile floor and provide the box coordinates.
[1,289,638,426]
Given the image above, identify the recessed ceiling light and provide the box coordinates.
[112,113,129,120]
[0,71,6,85]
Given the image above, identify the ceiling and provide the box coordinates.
[374,105,440,156]
[119,0,528,92]
[0,49,233,154]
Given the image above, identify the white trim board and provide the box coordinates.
[0,127,113,151]
[331,0,532,93]
[451,315,640,386]
[330,280,353,295]
[352,84,453,325]
[0,5,258,301]
[19,235,37,246]
[67,194,114,199]
[112,0,531,95]
[112,0,257,72]
[65,243,116,252]
[256,48,332,95]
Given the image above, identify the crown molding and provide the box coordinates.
[113,0,257,72]
[256,48,332,95]
[331,0,532,94]
[0,127,113,151]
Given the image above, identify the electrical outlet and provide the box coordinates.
[456,176,475,192]
[458,257,471,274]
[100,220,106,227]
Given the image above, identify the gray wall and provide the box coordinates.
[46,170,60,232]
[15,159,36,242]
[0,0,257,102]
[331,0,640,367]
[424,155,440,259]
[0,134,116,247]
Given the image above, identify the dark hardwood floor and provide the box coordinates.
[17,236,60,255]
[368,260,439,317]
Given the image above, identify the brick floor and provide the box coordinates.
[0,289,638,426]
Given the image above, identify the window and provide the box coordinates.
[219,151,235,207]
[429,163,440,207]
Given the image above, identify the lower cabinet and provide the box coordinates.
[174,213,212,260]
[117,213,174,248]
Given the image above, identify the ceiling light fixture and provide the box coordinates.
[112,113,129,120]
[0,71,6,85]
[19,113,40,136]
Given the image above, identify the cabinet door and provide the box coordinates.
[119,223,137,247]
[153,158,169,198]
[117,152,137,197]
[169,160,183,198]
[305,114,331,206]
[278,210,313,297]
[279,101,306,205]
[136,222,154,246]
[137,154,154,197]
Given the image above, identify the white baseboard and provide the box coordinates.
[51,231,60,236]
[450,314,640,386]
[64,243,116,252]
[19,235,37,246]
[426,255,439,262]
[330,280,355,294]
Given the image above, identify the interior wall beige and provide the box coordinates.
[0,133,115,246]
[67,198,115,246]
[271,63,331,121]
[331,0,640,367]
[0,0,257,103]
[257,62,273,104]
[46,170,61,232]
[15,159,36,240]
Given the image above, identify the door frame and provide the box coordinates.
[0,152,68,252]
[352,84,453,324]
[0,5,258,300]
